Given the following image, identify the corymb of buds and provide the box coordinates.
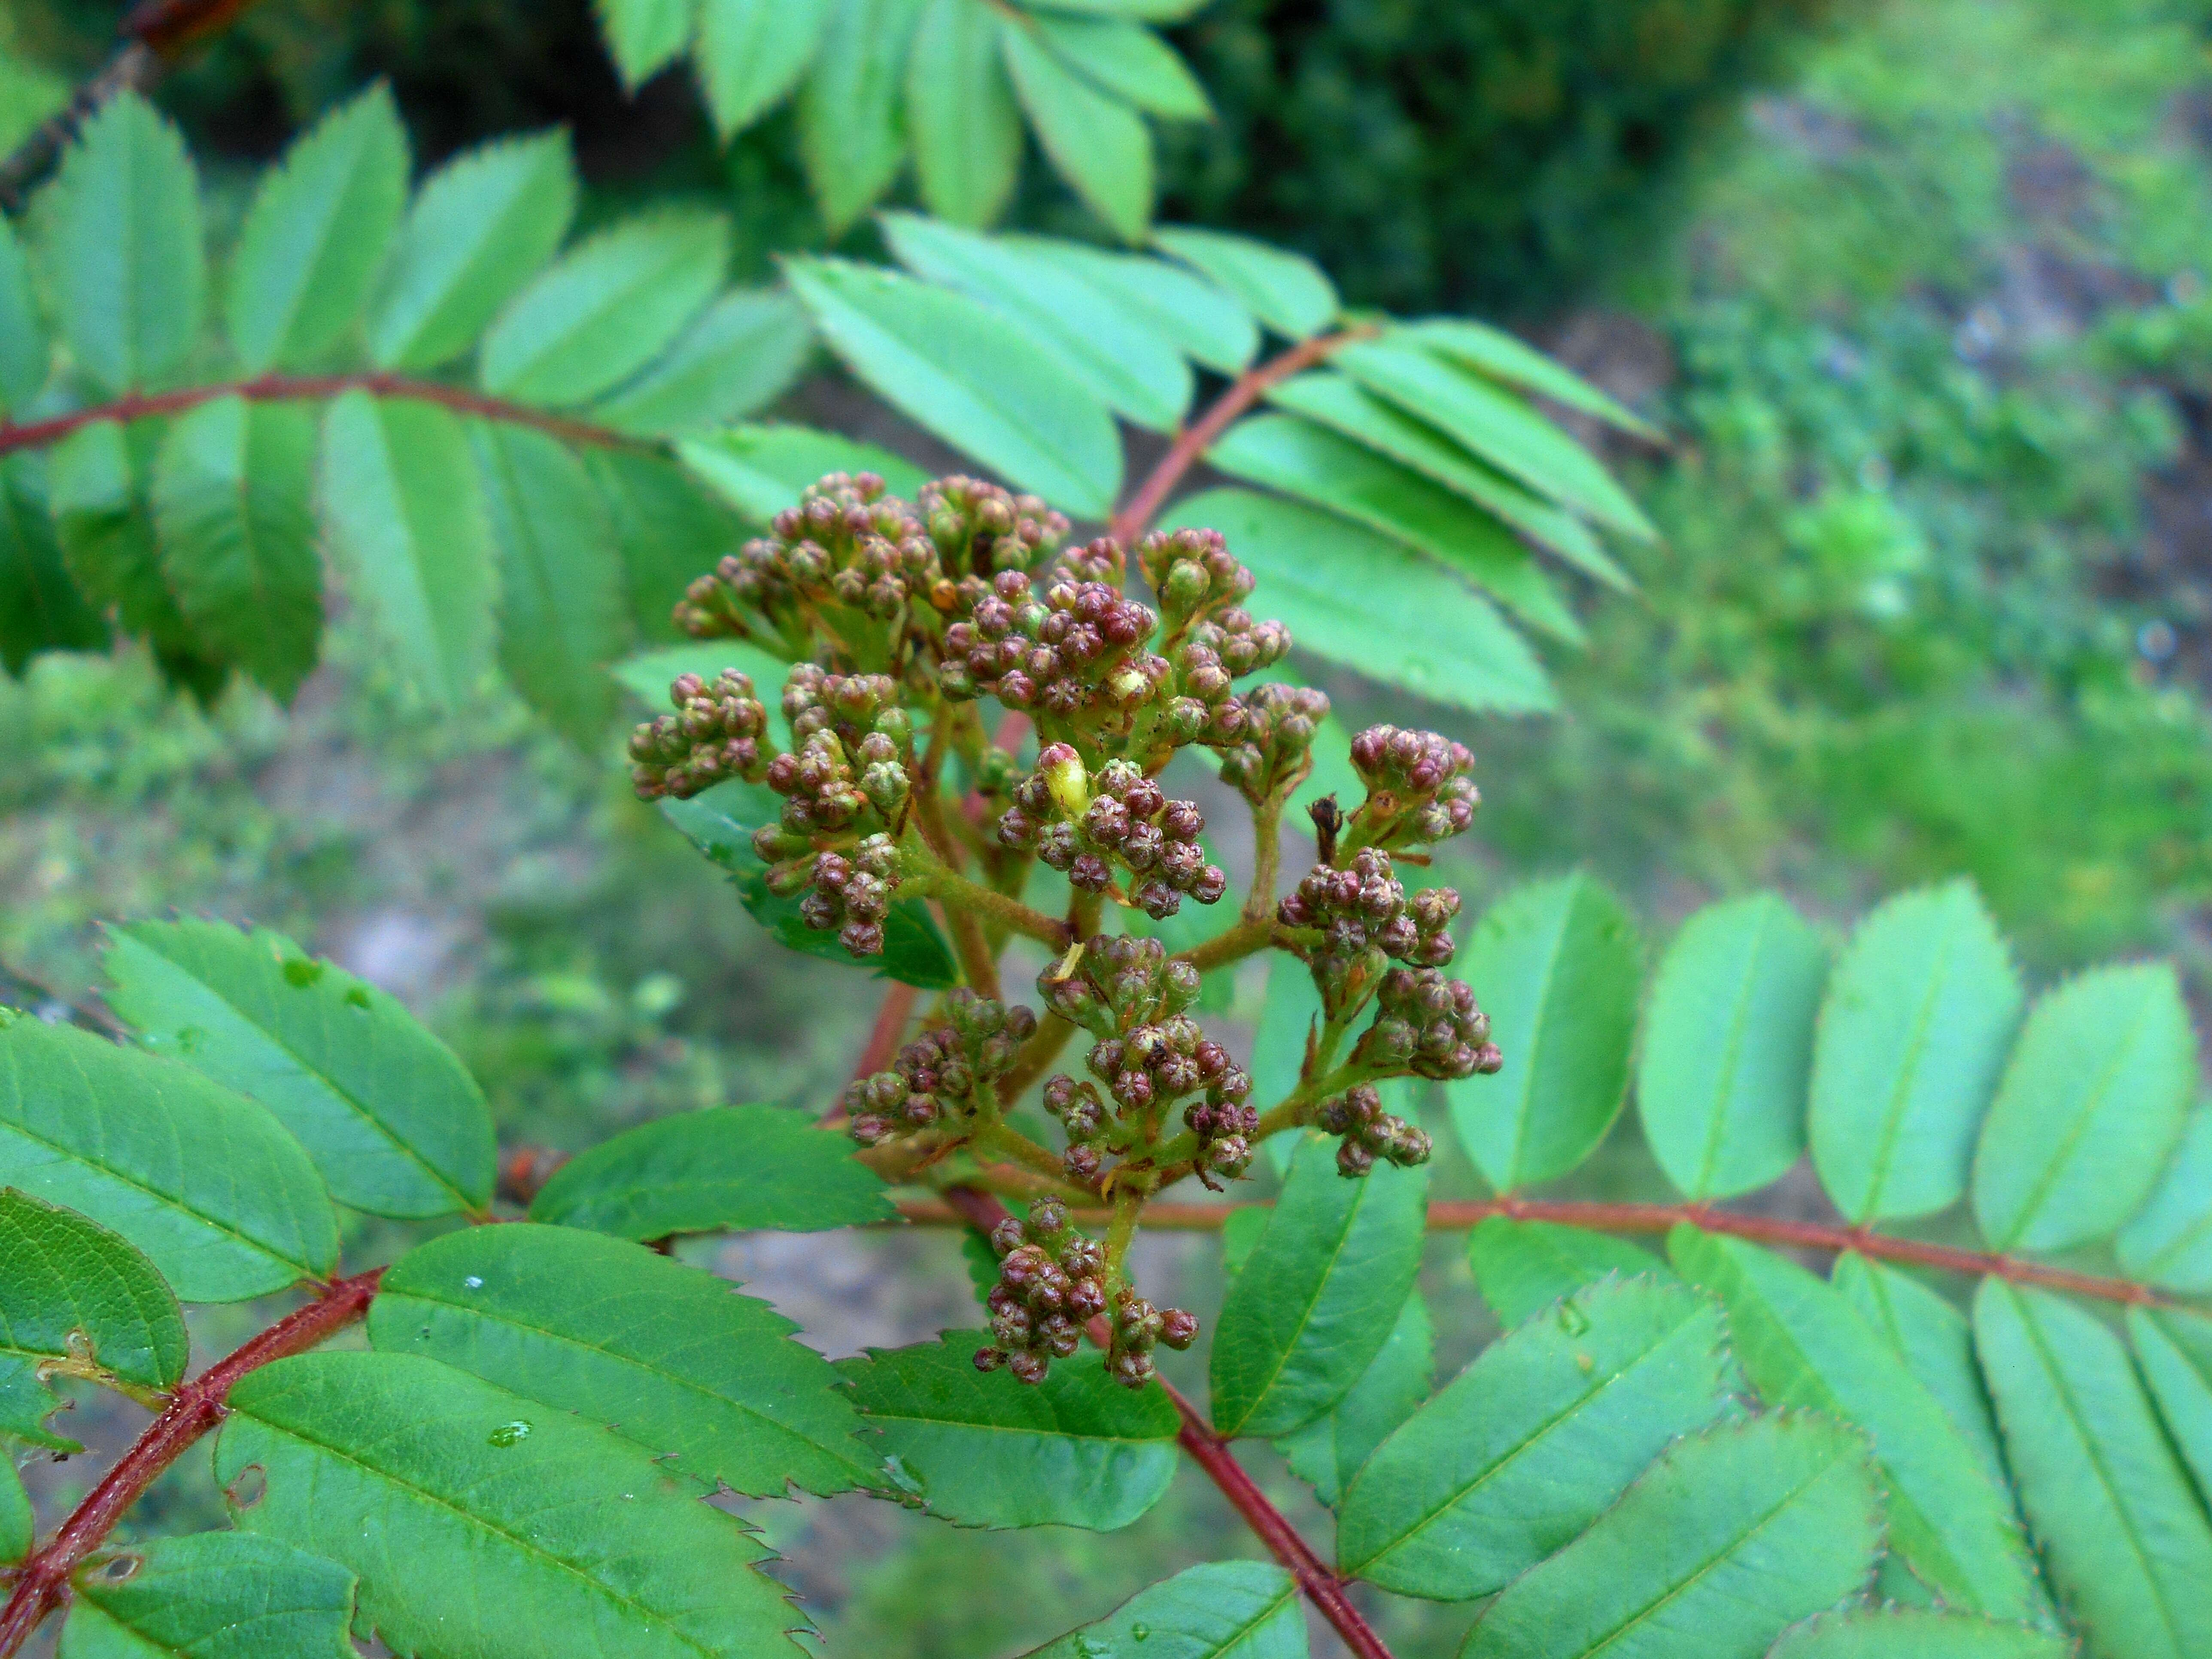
[1353,966,1504,1083]
[938,567,1167,730]
[999,747,1226,917]
[844,989,1039,1146]
[628,671,772,800]
[919,476,1068,581]
[1349,725,1481,849]
[975,1198,1195,1388]
[1107,1280,1199,1389]
[1216,681,1331,804]
[1039,934,1202,1040]
[1278,849,1459,971]
[1316,1084,1432,1178]
[800,835,899,958]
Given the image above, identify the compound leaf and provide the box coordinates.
[149,396,322,702]
[1277,1291,1431,1510]
[1766,1609,2072,1659]
[368,131,578,371]
[530,1103,893,1238]
[1668,1228,2039,1619]
[799,0,925,233]
[1406,318,1662,442]
[836,1332,1179,1530]
[1465,1216,1671,1329]
[784,256,1120,515]
[0,1013,337,1302]
[1030,13,1208,119]
[1209,1132,1426,1440]
[319,391,496,708]
[1461,1414,1882,1659]
[1638,893,1829,1201]
[100,918,494,1220]
[1152,227,1336,340]
[699,0,831,137]
[1448,873,1641,1193]
[470,421,626,744]
[227,85,408,373]
[1024,1562,1304,1659]
[1808,881,2021,1224]
[0,1185,185,1389]
[1159,489,1552,714]
[216,1350,806,1659]
[1972,963,2196,1253]
[1014,235,1257,372]
[2119,1107,2212,1293]
[908,0,1023,227]
[481,211,729,407]
[1338,1278,1738,1601]
[1831,1253,2007,1489]
[42,92,203,393]
[1974,1279,2212,1659]
[369,1224,878,1498]
[591,289,812,438]
[1003,21,1152,242]
[57,1532,358,1659]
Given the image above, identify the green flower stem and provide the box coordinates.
[969,1121,1077,1188]
[903,863,1066,948]
[1242,788,1289,924]
[1103,1188,1146,1283]
[1173,916,1298,975]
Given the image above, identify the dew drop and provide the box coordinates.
[462,1276,485,1290]
[488,1421,531,1448]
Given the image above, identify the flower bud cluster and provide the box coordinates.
[799,836,900,958]
[938,569,1168,736]
[1106,1285,1199,1389]
[1316,1084,1432,1177]
[1038,934,1201,1039]
[1350,966,1503,1082]
[975,1200,1100,1384]
[628,670,772,800]
[998,748,1226,918]
[845,989,1040,1145]
[1277,850,1460,972]
[918,476,1067,581]
[1215,681,1330,804]
[1348,725,1481,849]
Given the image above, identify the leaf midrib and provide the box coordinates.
[1998,982,2160,1247]
[1218,1176,1372,1437]
[1504,884,1580,1188]
[1692,905,1771,1196]
[1855,905,1962,1218]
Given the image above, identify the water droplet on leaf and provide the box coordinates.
[488,1421,530,1448]
[462,1276,484,1290]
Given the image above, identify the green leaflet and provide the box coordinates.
[1974,1280,2212,1659]
[800,0,925,232]
[1158,489,1553,714]
[1766,1609,2072,1659]
[1206,414,1583,642]
[2130,1307,2212,1517]
[471,421,627,744]
[598,0,699,88]
[0,1351,73,1451]
[1023,1562,1305,1659]
[1030,13,1209,119]
[1002,21,1154,242]
[699,0,832,138]
[1808,880,2021,1224]
[784,256,1121,513]
[100,918,495,1220]
[1337,1278,1738,1600]
[591,289,813,438]
[0,1457,26,1566]
[1012,235,1258,373]
[480,211,729,407]
[216,1351,806,1659]
[1830,1253,2008,1489]
[149,396,322,703]
[881,213,1191,432]
[908,0,1024,227]
[679,422,929,524]
[530,1103,894,1237]
[40,93,204,394]
[836,1332,1179,1530]
[657,780,959,986]
[1405,318,1663,442]
[0,1186,186,1389]
[586,447,746,640]
[1465,1216,1671,1328]
[0,453,107,676]
[1448,873,1641,1193]
[1153,227,1337,340]
[1460,1415,1883,1659]
[0,1014,336,1302]
[1668,1228,2039,1619]
[1972,963,2197,1252]
[0,216,49,415]
[319,391,497,708]
[368,131,578,371]
[1263,370,1628,588]
[1209,1133,1427,1439]
[1333,338,1656,541]
[1637,893,1830,1201]
[57,1532,358,1659]
[2119,1106,2212,1292]
[1249,955,1321,1175]
[369,1224,878,1498]
[226,85,409,372]
[1277,1290,1432,1509]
